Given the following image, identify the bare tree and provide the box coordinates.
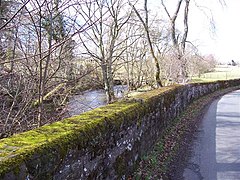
[0,0,227,137]
[76,0,132,103]
[131,0,163,87]
[161,0,191,83]
[123,28,148,90]
[0,0,92,134]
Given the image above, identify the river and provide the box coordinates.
[65,85,128,117]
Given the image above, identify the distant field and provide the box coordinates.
[191,65,240,83]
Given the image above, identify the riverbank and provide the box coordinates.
[132,85,240,179]
[0,82,126,139]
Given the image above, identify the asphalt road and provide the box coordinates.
[183,90,240,180]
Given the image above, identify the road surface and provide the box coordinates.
[183,89,240,180]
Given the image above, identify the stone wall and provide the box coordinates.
[0,79,240,179]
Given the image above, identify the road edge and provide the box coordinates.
[132,85,240,179]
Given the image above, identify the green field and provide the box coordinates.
[191,65,240,83]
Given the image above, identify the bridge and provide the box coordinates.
[0,79,240,179]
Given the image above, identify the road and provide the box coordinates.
[183,90,240,180]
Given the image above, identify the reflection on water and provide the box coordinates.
[66,85,127,117]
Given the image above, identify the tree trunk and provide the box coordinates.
[180,0,190,83]
[37,10,43,127]
[101,61,115,103]
[162,0,191,83]
[132,0,163,88]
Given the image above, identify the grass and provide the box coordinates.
[190,65,240,83]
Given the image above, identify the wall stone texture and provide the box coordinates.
[0,79,240,179]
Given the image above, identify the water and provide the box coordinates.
[66,85,128,117]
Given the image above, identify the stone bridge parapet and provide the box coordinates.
[0,79,240,179]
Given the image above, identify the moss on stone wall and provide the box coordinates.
[0,79,240,179]
[0,100,145,177]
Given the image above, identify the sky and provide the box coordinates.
[147,0,240,63]
[189,0,240,63]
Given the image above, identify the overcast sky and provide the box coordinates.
[189,0,240,63]
[147,0,240,63]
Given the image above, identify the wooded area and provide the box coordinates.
[0,0,218,137]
